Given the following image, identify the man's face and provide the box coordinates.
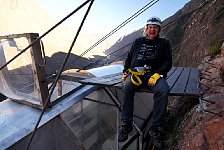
[146,24,160,40]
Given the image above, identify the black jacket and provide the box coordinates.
[123,37,172,78]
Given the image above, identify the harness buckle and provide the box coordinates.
[128,65,151,86]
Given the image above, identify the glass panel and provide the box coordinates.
[126,139,138,150]
[61,91,119,150]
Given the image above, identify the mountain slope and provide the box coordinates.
[105,0,224,68]
[0,0,106,74]
[162,0,224,67]
[0,0,74,56]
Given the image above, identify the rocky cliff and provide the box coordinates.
[169,50,224,149]
[162,0,224,67]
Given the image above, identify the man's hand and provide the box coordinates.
[148,73,160,86]
[122,72,128,82]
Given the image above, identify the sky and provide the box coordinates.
[37,0,191,36]
[36,0,191,57]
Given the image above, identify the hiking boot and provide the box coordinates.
[118,123,133,142]
[149,127,165,149]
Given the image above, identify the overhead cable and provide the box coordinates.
[0,0,92,70]
[101,0,218,67]
[67,0,160,68]
[25,1,95,149]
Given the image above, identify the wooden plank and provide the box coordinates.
[166,67,184,90]
[185,68,200,96]
[80,67,200,97]
[166,67,177,79]
[105,74,122,85]
[94,73,121,85]
[169,67,191,95]
[80,73,122,86]
[113,67,179,89]
[0,33,33,39]
[81,67,179,88]
[28,33,50,108]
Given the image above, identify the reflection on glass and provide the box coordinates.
[61,93,118,150]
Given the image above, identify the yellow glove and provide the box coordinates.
[148,73,161,86]
[121,72,128,82]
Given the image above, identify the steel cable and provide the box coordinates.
[76,0,216,70]
[66,0,160,69]
[25,0,95,149]
[0,0,92,70]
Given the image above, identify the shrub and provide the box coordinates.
[210,40,224,57]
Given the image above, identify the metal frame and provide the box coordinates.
[103,87,145,150]
[0,33,49,108]
[28,33,50,108]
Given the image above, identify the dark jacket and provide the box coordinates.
[123,37,172,78]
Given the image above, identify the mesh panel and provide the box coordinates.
[0,38,39,103]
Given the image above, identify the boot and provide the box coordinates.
[118,122,133,142]
[149,127,165,149]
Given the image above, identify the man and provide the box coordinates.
[118,17,172,149]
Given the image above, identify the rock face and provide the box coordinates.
[199,55,224,97]
[161,0,224,67]
[176,110,224,150]
[173,52,224,149]
[105,0,224,68]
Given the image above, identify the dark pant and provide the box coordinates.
[121,74,169,129]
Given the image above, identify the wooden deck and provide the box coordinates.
[80,67,201,97]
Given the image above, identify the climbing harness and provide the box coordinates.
[128,65,151,86]
[128,68,146,86]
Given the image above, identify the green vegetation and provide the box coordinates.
[210,40,224,57]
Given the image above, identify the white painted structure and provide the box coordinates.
[0,63,154,150]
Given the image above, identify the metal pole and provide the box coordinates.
[117,106,120,150]
[133,121,143,150]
